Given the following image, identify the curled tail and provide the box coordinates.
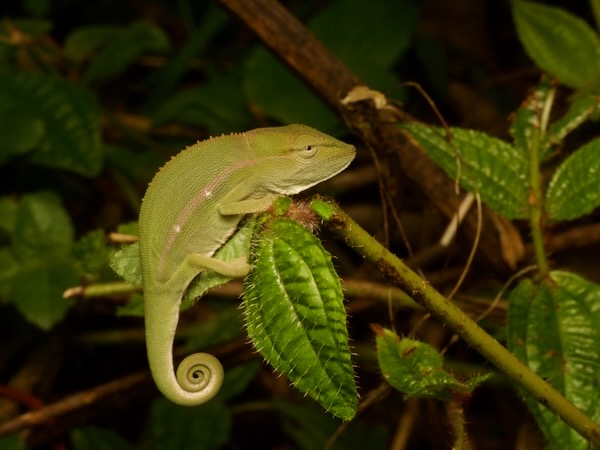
[144,291,224,405]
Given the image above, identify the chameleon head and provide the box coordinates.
[248,124,356,195]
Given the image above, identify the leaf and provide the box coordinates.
[401,123,529,219]
[243,0,416,133]
[182,306,245,354]
[10,259,78,329]
[512,1,600,90]
[243,218,356,420]
[0,104,45,162]
[0,196,18,237]
[70,426,134,450]
[12,192,74,260]
[143,5,230,113]
[375,327,490,400]
[72,230,111,279]
[64,25,124,62]
[0,71,102,176]
[509,75,553,158]
[1,192,78,329]
[183,217,256,307]
[276,399,389,450]
[110,242,142,288]
[151,70,254,136]
[507,271,600,449]
[82,21,170,83]
[548,95,600,146]
[0,434,25,450]
[143,398,230,450]
[545,138,600,221]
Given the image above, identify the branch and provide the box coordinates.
[328,202,600,445]
[217,0,519,273]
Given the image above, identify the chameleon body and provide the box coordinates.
[138,124,356,406]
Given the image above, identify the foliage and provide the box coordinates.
[1,0,600,449]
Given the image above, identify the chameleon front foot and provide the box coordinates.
[175,352,224,402]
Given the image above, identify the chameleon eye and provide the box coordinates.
[298,144,319,159]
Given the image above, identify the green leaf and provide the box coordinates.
[65,25,125,62]
[110,242,142,288]
[143,5,230,113]
[1,192,78,329]
[0,71,102,176]
[0,104,45,162]
[243,218,356,420]
[375,327,489,400]
[82,21,170,83]
[143,398,230,450]
[243,0,416,133]
[11,259,78,329]
[276,399,389,450]
[507,271,600,449]
[12,192,74,259]
[183,217,256,308]
[545,138,600,221]
[152,70,254,137]
[512,1,600,90]
[216,359,261,401]
[0,248,19,298]
[70,426,134,450]
[182,306,245,354]
[72,230,111,279]
[0,196,18,237]
[549,95,600,146]
[0,434,25,450]
[401,123,529,218]
[509,75,553,157]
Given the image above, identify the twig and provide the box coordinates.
[216,0,514,273]
[328,202,600,445]
[0,372,150,436]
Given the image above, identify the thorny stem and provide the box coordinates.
[329,203,600,446]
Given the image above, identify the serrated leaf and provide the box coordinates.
[401,123,529,218]
[546,138,600,221]
[83,21,170,83]
[375,327,489,400]
[143,398,230,450]
[0,71,102,176]
[243,218,356,420]
[507,271,600,449]
[512,1,600,90]
[70,426,134,450]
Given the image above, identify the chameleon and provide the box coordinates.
[138,124,356,406]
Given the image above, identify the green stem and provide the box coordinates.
[329,204,600,445]
[528,86,555,277]
[592,0,600,31]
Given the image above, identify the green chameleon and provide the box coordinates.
[138,124,356,406]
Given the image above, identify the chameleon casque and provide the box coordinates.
[138,124,356,405]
